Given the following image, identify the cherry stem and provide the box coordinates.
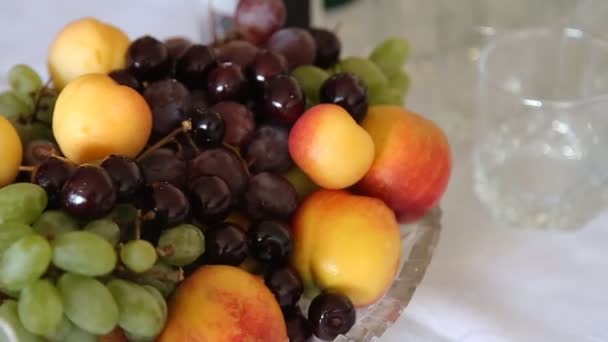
[137,120,192,161]
[19,165,35,172]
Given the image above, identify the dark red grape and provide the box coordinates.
[175,44,216,89]
[284,308,313,342]
[249,220,291,266]
[61,165,116,219]
[189,107,225,148]
[266,28,316,70]
[308,292,356,340]
[142,181,190,229]
[204,223,248,266]
[165,37,192,60]
[126,36,171,81]
[108,69,142,92]
[206,63,247,103]
[262,75,305,126]
[143,79,190,141]
[309,28,341,68]
[210,101,255,147]
[244,172,298,220]
[216,40,259,68]
[249,50,287,89]
[244,125,291,174]
[24,140,60,166]
[188,147,249,203]
[138,148,186,189]
[265,268,302,309]
[320,73,369,122]
[185,89,208,113]
[31,156,76,209]
[100,155,144,202]
[189,176,232,223]
[234,0,286,45]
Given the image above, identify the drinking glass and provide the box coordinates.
[474,27,608,230]
[434,0,578,142]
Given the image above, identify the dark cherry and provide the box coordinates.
[204,223,249,266]
[309,28,341,68]
[61,165,116,219]
[249,50,288,90]
[244,125,292,174]
[265,267,302,309]
[31,156,76,209]
[262,74,305,126]
[206,63,247,103]
[216,40,259,69]
[108,69,142,92]
[23,140,60,166]
[284,308,313,342]
[138,148,187,189]
[175,44,216,89]
[190,107,225,148]
[308,292,356,340]
[126,35,171,81]
[320,73,369,122]
[100,155,144,202]
[244,172,298,221]
[249,220,291,266]
[211,101,255,148]
[142,181,190,230]
[185,89,208,113]
[164,37,192,60]
[143,78,190,141]
[189,175,232,223]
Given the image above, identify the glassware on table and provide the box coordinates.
[434,0,578,142]
[474,27,608,230]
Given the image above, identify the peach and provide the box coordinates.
[0,116,22,187]
[288,104,374,189]
[158,265,287,342]
[52,74,152,164]
[291,189,401,307]
[356,106,451,223]
[48,17,130,90]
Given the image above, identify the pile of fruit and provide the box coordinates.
[0,0,451,341]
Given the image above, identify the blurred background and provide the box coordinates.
[1,0,607,341]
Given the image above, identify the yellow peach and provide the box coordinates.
[0,116,22,187]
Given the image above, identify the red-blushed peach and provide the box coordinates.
[52,74,152,164]
[158,265,287,342]
[288,104,374,189]
[48,17,130,90]
[291,189,401,307]
[356,105,451,223]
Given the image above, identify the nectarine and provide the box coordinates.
[357,105,451,223]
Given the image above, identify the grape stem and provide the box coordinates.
[156,245,175,257]
[136,120,193,161]
[134,209,143,240]
[18,165,35,172]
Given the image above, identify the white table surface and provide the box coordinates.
[1,1,606,341]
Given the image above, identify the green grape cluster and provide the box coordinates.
[0,182,207,341]
[291,37,411,107]
[0,64,58,146]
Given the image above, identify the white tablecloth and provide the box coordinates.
[1,1,606,341]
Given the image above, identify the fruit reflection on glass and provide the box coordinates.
[0,0,450,341]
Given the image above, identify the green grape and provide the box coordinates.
[18,279,64,336]
[369,37,410,74]
[120,240,158,273]
[0,300,45,342]
[131,262,180,298]
[103,203,138,237]
[0,91,30,121]
[142,285,167,321]
[157,224,205,266]
[107,279,166,339]
[388,69,411,94]
[291,65,330,104]
[8,64,43,109]
[44,315,74,341]
[336,57,388,89]
[13,121,54,146]
[33,210,79,240]
[57,273,119,335]
[62,323,98,342]
[0,183,48,225]
[0,234,51,291]
[84,219,121,246]
[0,223,34,256]
[34,89,58,125]
[52,231,117,276]
[369,85,404,106]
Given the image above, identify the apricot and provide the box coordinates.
[0,116,22,187]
